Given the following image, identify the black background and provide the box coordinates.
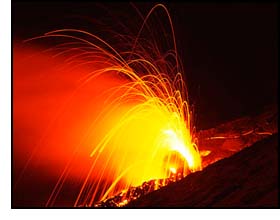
[12,2,278,130]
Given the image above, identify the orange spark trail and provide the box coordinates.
[13,4,202,207]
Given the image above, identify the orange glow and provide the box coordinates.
[169,167,177,174]
[13,4,202,207]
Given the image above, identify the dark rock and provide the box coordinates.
[198,105,278,168]
[128,134,279,207]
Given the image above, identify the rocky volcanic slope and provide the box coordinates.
[128,133,278,207]
[198,105,278,168]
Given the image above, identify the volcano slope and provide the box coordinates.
[128,133,278,208]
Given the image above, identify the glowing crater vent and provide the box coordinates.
[83,100,202,205]
[162,128,200,170]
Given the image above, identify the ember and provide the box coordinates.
[94,174,183,207]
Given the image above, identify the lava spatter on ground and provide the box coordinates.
[94,172,184,207]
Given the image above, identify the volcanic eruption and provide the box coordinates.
[13,3,278,208]
[13,4,203,207]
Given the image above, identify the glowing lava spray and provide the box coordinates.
[14,4,201,207]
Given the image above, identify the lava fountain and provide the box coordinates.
[13,4,201,207]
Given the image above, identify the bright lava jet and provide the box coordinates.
[13,4,202,207]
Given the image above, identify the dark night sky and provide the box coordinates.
[12,2,278,130]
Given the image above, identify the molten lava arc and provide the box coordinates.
[14,4,202,207]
